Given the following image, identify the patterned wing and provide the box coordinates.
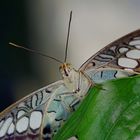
[0,80,79,140]
[80,29,140,83]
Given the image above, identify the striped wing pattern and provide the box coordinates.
[0,80,79,140]
[0,85,49,140]
[80,29,140,82]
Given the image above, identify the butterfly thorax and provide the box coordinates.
[59,63,92,96]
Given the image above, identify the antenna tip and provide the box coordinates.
[9,42,16,47]
[69,11,72,23]
[70,11,72,17]
[9,42,21,48]
[9,42,13,45]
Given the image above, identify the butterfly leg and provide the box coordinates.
[55,92,81,111]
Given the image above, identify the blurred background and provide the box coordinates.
[1,0,140,111]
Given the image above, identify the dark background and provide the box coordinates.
[0,1,32,111]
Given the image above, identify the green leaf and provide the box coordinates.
[53,75,140,140]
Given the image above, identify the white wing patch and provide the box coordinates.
[119,47,128,53]
[118,58,138,68]
[129,39,140,45]
[0,117,13,137]
[29,111,42,130]
[126,50,140,59]
[17,110,26,119]
[16,116,29,133]
[7,122,15,135]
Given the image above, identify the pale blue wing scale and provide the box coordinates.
[85,69,135,83]
[42,91,82,139]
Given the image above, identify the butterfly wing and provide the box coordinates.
[0,80,75,140]
[80,29,140,83]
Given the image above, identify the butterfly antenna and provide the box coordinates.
[9,42,63,64]
[64,11,72,62]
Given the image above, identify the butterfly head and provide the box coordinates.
[59,63,73,78]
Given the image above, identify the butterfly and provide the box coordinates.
[1,13,140,140]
